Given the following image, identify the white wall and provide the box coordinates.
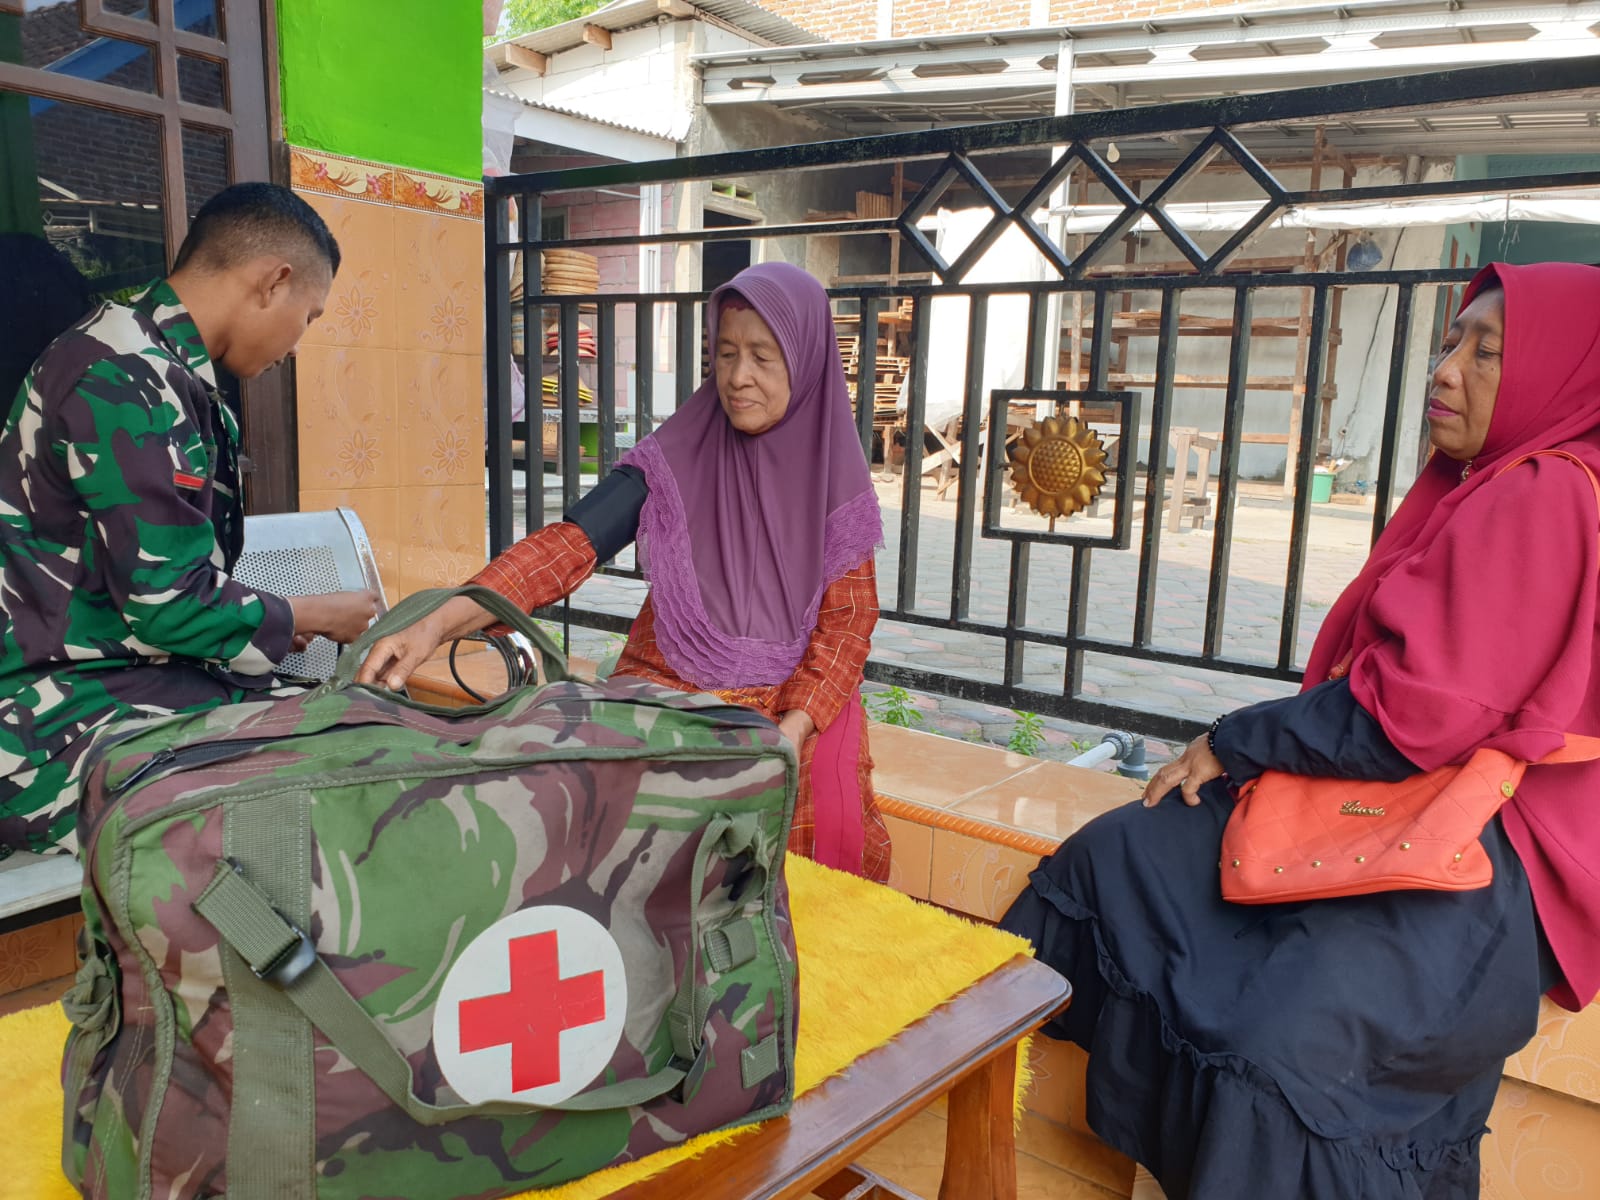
[503,23,692,141]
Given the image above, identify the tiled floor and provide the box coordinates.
[853,1104,1132,1200]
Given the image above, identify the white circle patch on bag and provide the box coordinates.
[433,905,628,1105]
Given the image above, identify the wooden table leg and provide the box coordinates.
[1168,430,1193,534]
[938,1049,1019,1200]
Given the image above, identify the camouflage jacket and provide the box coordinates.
[0,281,293,855]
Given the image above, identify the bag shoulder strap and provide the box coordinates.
[1496,450,1600,767]
[1495,448,1600,519]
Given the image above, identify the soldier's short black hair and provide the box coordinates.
[172,182,340,278]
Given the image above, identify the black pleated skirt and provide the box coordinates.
[999,781,1545,1200]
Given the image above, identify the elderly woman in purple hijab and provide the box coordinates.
[358,262,891,880]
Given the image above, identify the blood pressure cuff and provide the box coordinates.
[564,464,648,564]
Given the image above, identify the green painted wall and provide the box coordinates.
[1447,153,1600,269]
[277,0,480,181]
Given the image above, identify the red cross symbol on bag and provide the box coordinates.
[433,906,629,1105]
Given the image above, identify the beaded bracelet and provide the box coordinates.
[1206,712,1226,758]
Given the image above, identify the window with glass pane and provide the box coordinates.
[101,0,153,19]
[178,52,225,108]
[0,87,165,298]
[177,0,220,39]
[4,2,155,93]
[183,124,229,222]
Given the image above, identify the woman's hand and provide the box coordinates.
[1142,733,1226,808]
[354,596,498,691]
[289,590,380,647]
[777,710,816,750]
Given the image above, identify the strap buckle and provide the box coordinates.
[254,919,317,988]
[223,857,318,988]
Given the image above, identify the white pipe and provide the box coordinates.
[1066,740,1119,771]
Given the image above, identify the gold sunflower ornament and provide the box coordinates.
[1008,414,1109,530]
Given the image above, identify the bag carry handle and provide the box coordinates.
[323,585,571,694]
[193,813,757,1122]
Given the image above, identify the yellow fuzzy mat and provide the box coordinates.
[1,858,1032,1199]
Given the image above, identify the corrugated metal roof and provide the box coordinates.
[690,0,1563,65]
[488,0,820,63]
[485,87,680,142]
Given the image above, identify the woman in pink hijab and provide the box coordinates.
[1003,262,1600,1199]
[358,262,890,880]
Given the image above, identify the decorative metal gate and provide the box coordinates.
[485,56,1600,742]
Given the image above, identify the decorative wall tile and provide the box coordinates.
[392,168,483,219]
[289,147,394,205]
[295,346,399,491]
[1481,1078,1600,1198]
[397,484,488,598]
[288,147,485,565]
[928,828,1039,922]
[883,814,933,901]
[296,191,397,350]
[298,487,401,601]
[394,207,484,354]
[396,352,486,487]
[1505,998,1600,1103]
[0,914,79,997]
[1024,1037,1094,1135]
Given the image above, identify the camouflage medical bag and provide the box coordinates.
[62,586,799,1200]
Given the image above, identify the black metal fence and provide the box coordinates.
[484,56,1600,742]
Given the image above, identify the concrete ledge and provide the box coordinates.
[0,851,80,924]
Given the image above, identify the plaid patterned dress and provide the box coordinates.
[474,521,890,882]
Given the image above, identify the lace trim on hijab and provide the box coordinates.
[629,436,882,689]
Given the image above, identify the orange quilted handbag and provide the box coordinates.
[1219,737,1600,904]
[1220,449,1600,906]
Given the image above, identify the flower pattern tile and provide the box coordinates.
[392,169,483,218]
[398,485,488,599]
[296,192,396,350]
[295,346,398,491]
[0,915,78,995]
[394,207,484,354]
[396,352,486,487]
[289,147,393,205]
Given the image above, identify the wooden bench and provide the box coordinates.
[0,852,84,1015]
[618,955,1067,1200]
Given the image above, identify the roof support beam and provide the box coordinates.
[582,23,613,51]
[505,44,549,74]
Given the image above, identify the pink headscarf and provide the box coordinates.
[621,262,882,689]
[1304,262,1600,1009]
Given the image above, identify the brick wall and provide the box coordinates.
[894,0,1029,38]
[763,0,1239,41]
[760,0,877,42]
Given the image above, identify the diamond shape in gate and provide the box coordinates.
[435,905,629,1105]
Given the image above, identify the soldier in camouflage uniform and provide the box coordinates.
[0,183,378,858]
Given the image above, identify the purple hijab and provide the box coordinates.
[621,262,883,689]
